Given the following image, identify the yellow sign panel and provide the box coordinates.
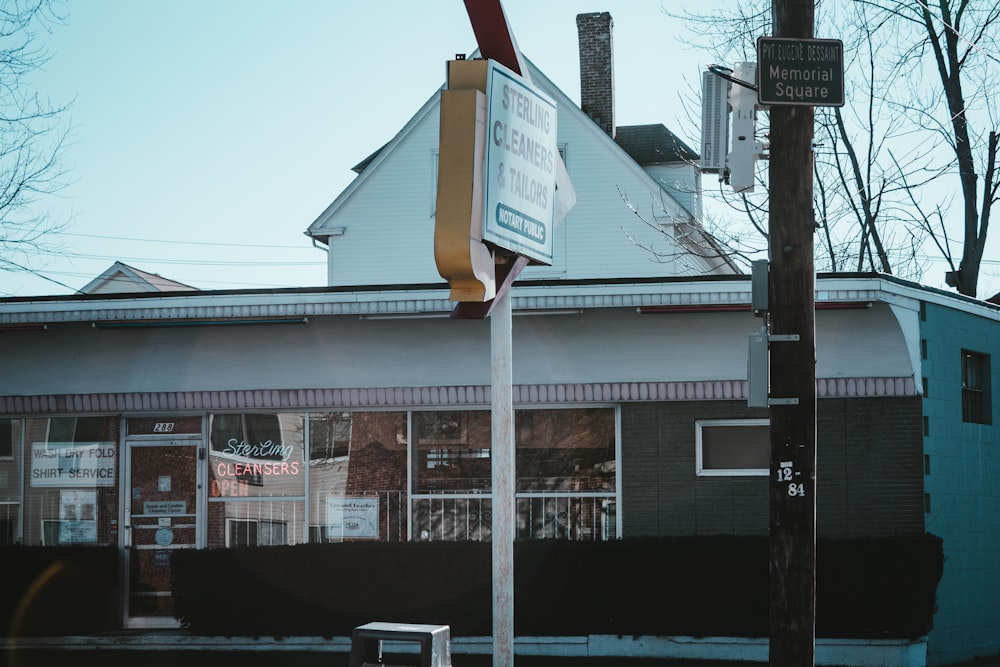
[434,60,496,302]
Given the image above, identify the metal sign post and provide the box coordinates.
[490,287,515,667]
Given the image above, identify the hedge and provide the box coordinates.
[170,534,943,639]
[0,546,121,637]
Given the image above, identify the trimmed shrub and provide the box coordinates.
[171,534,943,639]
[0,546,121,637]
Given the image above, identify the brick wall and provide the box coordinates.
[576,12,615,137]
[621,396,924,538]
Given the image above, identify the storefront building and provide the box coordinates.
[2,405,615,624]
[2,10,998,664]
[0,274,958,635]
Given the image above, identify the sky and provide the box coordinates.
[2,0,998,299]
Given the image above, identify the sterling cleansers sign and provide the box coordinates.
[483,60,558,265]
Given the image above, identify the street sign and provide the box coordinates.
[757,37,844,107]
[482,59,558,265]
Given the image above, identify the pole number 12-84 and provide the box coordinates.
[777,462,806,497]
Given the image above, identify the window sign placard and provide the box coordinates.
[326,496,379,540]
[58,490,98,544]
[30,442,116,487]
[144,500,187,516]
[483,59,558,265]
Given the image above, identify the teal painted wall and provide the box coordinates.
[921,301,1000,666]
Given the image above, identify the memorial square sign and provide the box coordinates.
[757,37,844,107]
[483,59,558,265]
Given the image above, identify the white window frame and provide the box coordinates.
[695,418,770,477]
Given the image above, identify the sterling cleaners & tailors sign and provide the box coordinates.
[482,60,558,265]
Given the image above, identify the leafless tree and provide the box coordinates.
[881,0,1000,297]
[0,0,72,290]
[667,0,998,296]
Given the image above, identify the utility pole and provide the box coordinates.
[767,0,817,665]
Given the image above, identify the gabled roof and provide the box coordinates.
[352,143,388,174]
[352,123,701,174]
[614,124,699,165]
[80,261,198,294]
[306,55,700,244]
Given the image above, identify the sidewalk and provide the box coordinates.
[3,634,998,667]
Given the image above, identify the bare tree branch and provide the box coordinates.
[0,0,72,290]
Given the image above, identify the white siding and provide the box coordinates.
[644,163,702,221]
[311,64,735,289]
[0,304,912,397]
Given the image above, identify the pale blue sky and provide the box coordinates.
[4,0,724,296]
[3,1,997,298]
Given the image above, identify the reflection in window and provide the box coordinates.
[20,417,119,546]
[208,499,303,548]
[1,418,14,458]
[48,416,105,444]
[0,419,20,544]
[413,497,492,542]
[207,415,305,548]
[413,411,492,494]
[516,409,616,492]
[227,518,289,547]
[208,414,304,498]
[411,408,617,542]
[308,412,407,543]
[309,413,352,460]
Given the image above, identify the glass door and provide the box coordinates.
[123,438,202,627]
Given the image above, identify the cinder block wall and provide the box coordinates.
[620,397,924,538]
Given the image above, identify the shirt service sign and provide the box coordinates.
[483,60,558,265]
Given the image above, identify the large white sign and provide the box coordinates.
[483,60,558,265]
[31,442,116,487]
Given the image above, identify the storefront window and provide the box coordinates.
[308,411,407,542]
[411,408,617,542]
[516,408,616,541]
[413,411,492,494]
[208,413,305,498]
[0,418,21,544]
[207,413,306,548]
[516,409,616,492]
[21,417,120,546]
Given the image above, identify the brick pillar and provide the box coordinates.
[576,12,615,138]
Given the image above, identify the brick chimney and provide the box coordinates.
[577,12,615,138]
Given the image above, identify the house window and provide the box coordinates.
[961,350,991,424]
[0,419,13,458]
[309,413,352,460]
[696,419,770,476]
[226,518,288,547]
[0,419,20,545]
[48,417,105,444]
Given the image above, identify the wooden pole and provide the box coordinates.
[768,0,817,666]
